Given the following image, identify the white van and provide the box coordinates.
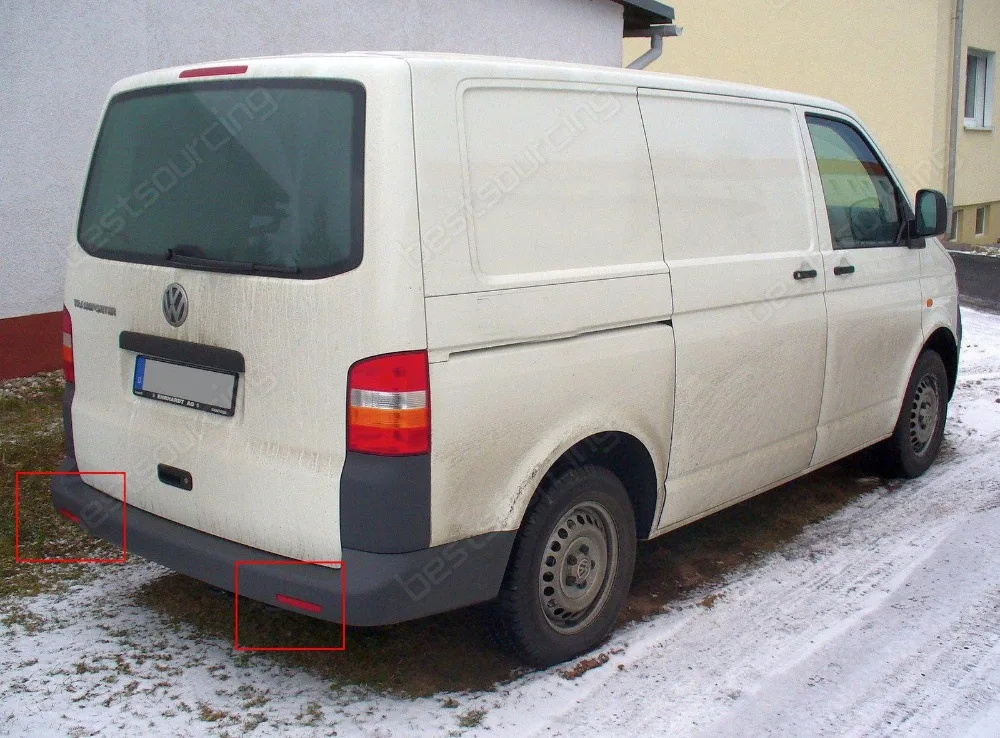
[52,53,960,666]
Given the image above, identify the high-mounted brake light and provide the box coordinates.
[178,65,249,79]
[62,306,74,383]
[347,351,430,456]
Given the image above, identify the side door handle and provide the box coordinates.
[793,269,818,280]
[833,265,856,276]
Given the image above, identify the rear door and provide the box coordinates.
[800,111,923,466]
[65,58,424,562]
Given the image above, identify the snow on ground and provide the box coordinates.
[950,245,1000,258]
[2,309,1000,737]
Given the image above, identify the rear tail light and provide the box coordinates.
[347,351,430,456]
[62,306,74,383]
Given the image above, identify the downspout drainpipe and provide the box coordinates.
[947,0,965,209]
[626,25,683,70]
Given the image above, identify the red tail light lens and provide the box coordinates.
[347,351,430,456]
[62,307,74,383]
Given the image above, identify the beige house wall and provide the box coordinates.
[625,0,999,244]
[953,0,1000,243]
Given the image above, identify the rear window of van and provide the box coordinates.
[78,79,364,278]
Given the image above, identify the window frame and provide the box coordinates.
[949,208,961,241]
[76,78,367,280]
[803,112,914,251]
[964,49,996,131]
[975,206,988,237]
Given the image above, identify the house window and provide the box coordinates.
[975,206,988,237]
[965,49,996,129]
[950,209,961,240]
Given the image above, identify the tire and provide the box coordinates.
[490,465,636,667]
[874,350,949,478]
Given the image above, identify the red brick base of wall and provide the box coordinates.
[0,311,63,380]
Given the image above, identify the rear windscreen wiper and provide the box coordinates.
[164,247,300,275]
[165,249,254,273]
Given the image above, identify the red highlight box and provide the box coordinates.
[15,470,127,564]
[234,560,346,651]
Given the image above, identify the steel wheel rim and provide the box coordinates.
[537,501,618,635]
[909,372,940,456]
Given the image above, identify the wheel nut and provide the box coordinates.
[566,555,577,566]
[566,575,577,585]
[580,544,589,555]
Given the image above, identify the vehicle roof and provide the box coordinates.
[111,51,855,119]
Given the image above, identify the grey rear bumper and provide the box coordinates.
[50,458,515,626]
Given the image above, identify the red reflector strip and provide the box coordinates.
[58,508,81,524]
[276,593,323,614]
[179,64,249,79]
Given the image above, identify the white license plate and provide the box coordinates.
[132,356,238,416]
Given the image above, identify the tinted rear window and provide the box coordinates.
[78,79,364,278]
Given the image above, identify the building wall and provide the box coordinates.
[625,0,949,199]
[953,0,1000,244]
[0,0,625,325]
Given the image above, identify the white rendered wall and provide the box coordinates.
[0,0,625,319]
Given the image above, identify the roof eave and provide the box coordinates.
[614,0,675,31]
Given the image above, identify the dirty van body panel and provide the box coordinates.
[638,90,828,529]
[798,110,925,467]
[918,242,961,350]
[65,57,424,563]
[407,59,674,545]
[428,325,675,545]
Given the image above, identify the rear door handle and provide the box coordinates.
[793,269,818,280]
[833,265,856,276]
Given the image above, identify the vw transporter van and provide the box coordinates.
[52,53,960,666]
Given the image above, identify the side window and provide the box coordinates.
[806,115,905,249]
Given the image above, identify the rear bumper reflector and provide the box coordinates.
[58,508,81,524]
[276,594,323,614]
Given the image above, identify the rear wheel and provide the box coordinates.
[873,350,949,478]
[491,465,636,666]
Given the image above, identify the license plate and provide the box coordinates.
[133,356,238,416]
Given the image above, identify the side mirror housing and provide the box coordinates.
[914,189,948,239]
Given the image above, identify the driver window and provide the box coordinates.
[806,115,903,249]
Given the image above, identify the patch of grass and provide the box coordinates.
[296,700,323,726]
[197,702,229,722]
[0,374,120,609]
[698,593,722,609]
[559,652,609,680]
[1,602,47,634]
[458,708,487,728]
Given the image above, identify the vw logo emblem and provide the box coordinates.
[162,283,188,327]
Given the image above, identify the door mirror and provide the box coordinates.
[914,189,948,238]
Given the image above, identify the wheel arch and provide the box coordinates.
[922,326,959,399]
[533,431,661,540]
